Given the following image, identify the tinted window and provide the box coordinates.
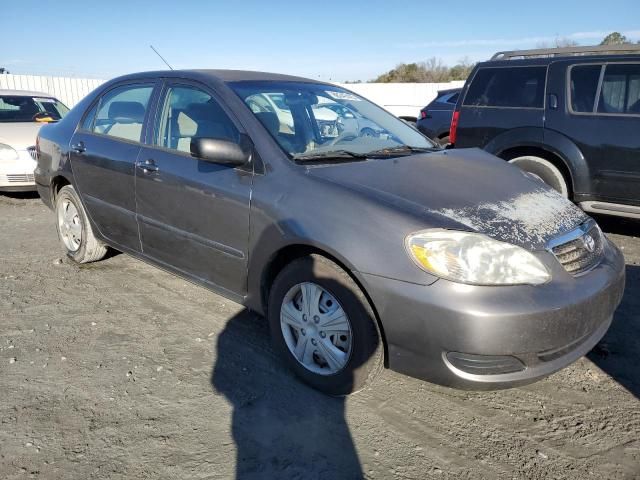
[463,66,546,108]
[93,84,153,142]
[447,92,459,104]
[80,102,98,131]
[598,64,640,115]
[156,85,239,153]
[569,65,602,113]
[0,95,68,123]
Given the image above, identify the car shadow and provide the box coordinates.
[0,191,40,200]
[593,213,640,237]
[588,263,640,399]
[210,309,364,479]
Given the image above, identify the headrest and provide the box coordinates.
[254,111,280,135]
[108,101,145,123]
[184,101,225,122]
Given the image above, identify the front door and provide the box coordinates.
[135,82,252,297]
[69,82,156,251]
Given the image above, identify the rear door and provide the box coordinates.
[592,62,640,204]
[69,82,157,251]
[455,65,546,148]
[135,80,252,297]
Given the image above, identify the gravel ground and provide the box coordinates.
[1,193,639,480]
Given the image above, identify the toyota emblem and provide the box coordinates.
[583,234,596,253]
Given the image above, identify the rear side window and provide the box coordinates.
[447,93,459,104]
[598,64,640,115]
[569,65,602,113]
[93,84,153,142]
[463,66,546,108]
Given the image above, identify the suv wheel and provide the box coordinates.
[55,185,108,263]
[508,156,569,198]
[268,254,384,396]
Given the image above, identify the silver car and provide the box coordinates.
[0,90,69,191]
[35,70,625,395]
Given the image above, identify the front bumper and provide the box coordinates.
[360,239,626,389]
[0,150,37,191]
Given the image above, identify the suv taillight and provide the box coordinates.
[420,110,427,119]
[449,111,460,145]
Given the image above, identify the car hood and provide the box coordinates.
[0,122,43,150]
[306,148,589,250]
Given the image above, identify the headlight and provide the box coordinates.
[0,143,19,161]
[406,230,550,285]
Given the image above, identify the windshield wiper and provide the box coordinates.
[292,150,369,163]
[365,145,441,157]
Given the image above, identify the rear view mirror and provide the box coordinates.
[190,135,251,166]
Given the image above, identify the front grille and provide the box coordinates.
[27,146,38,161]
[550,222,604,275]
[6,174,35,183]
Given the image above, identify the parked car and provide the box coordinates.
[315,103,385,138]
[36,70,624,395]
[451,44,640,219]
[416,88,461,145]
[0,90,69,191]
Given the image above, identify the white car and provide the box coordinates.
[0,90,69,191]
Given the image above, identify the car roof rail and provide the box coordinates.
[491,44,640,60]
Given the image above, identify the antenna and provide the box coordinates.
[150,45,174,70]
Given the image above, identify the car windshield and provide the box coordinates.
[230,81,436,160]
[0,95,69,123]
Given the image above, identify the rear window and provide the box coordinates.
[569,65,602,113]
[463,66,546,108]
[447,92,459,104]
[0,95,69,123]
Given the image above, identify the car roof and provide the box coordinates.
[111,69,325,85]
[0,89,56,97]
[437,88,462,96]
[476,53,640,68]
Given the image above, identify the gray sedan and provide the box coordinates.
[35,70,625,395]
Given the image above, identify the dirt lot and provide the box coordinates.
[0,193,639,480]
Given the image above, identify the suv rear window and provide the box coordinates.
[463,66,546,108]
[569,65,602,113]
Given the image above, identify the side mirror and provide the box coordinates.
[190,135,251,166]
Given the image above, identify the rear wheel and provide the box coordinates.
[268,254,384,396]
[437,135,451,147]
[508,155,569,198]
[55,185,108,263]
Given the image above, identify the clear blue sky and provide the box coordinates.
[2,0,639,81]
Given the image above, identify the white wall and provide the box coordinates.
[0,74,464,119]
[337,81,465,119]
[0,74,105,108]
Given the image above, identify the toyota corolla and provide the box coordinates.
[35,70,625,395]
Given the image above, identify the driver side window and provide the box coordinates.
[156,85,239,153]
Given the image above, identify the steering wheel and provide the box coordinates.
[327,132,358,146]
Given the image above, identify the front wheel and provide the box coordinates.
[268,255,384,396]
[55,185,108,263]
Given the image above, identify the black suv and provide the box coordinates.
[451,44,640,219]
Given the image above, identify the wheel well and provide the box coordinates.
[51,176,71,201]
[261,244,389,367]
[498,146,573,197]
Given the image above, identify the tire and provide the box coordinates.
[508,155,569,198]
[268,254,384,396]
[437,135,451,147]
[55,185,108,263]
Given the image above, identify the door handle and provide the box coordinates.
[136,159,159,174]
[70,142,86,154]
